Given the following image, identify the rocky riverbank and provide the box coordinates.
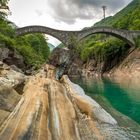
[0,64,139,139]
[50,47,140,79]
[0,61,27,129]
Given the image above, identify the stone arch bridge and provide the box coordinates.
[16,25,140,48]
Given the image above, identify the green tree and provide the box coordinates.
[0,0,9,18]
[0,16,50,69]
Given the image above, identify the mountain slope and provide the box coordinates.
[47,42,55,52]
[94,0,140,30]
[71,0,140,76]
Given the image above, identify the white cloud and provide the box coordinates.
[46,0,132,24]
[8,0,132,46]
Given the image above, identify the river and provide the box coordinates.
[70,76,140,131]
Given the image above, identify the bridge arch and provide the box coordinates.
[16,26,71,46]
[77,27,137,47]
[16,26,140,48]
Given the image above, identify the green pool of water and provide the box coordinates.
[71,77,140,124]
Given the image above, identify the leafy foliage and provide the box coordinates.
[134,36,140,48]
[77,38,125,62]
[75,0,140,62]
[94,0,140,30]
[0,0,9,6]
[57,43,65,48]
[0,18,50,69]
[0,0,9,18]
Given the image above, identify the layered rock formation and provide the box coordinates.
[0,61,27,132]
[0,61,26,87]
[0,86,21,127]
[0,64,138,140]
[106,48,140,78]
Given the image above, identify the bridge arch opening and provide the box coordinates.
[46,35,63,51]
[78,31,134,47]
[16,25,138,49]
[16,31,65,52]
[16,26,68,47]
[75,33,133,74]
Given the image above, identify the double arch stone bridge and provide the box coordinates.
[16,25,140,48]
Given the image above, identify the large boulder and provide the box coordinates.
[0,61,25,125]
[0,61,26,88]
[49,47,71,67]
[50,47,84,77]
[0,85,21,126]
[0,47,26,71]
[0,86,21,112]
[62,75,117,125]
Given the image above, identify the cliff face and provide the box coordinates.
[49,48,71,67]
[106,48,140,78]
[50,47,140,78]
[0,64,139,140]
[80,47,130,77]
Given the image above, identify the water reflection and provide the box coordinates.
[71,76,140,125]
[106,76,140,104]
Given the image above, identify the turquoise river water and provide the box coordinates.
[71,77,140,127]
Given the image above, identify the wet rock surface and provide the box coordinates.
[0,64,139,140]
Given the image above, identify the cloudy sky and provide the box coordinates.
[8,0,132,46]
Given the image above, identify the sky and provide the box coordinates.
[8,0,132,46]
